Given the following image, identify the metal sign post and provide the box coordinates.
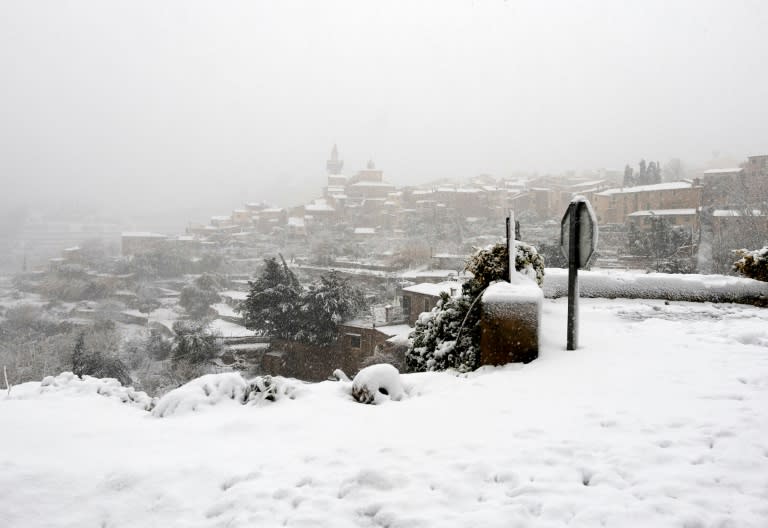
[507,209,516,281]
[560,197,598,350]
[567,203,580,350]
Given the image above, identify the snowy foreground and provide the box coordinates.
[2,299,768,527]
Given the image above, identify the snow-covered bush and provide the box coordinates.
[152,372,301,417]
[405,243,544,373]
[351,364,405,404]
[244,375,300,404]
[733,247,768,282]
[38,372,155,411]
[465,242,544,290]
[71,332,132,386]
[406,293,477,373]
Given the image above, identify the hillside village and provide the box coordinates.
[2,147,767,391]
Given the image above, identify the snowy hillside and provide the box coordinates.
[2,298,768,527]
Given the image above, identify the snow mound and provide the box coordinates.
[351,364,405,404]
[152,373,302,417]
[34,372,155,411]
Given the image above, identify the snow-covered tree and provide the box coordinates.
[172,320,220,364]
[296,271,366,346]
[628,217,693,273]
[179,273,226,319]
[623,164,635,187]
[72,331,132,385]
[240,258,366,345]
[239,257,302,339]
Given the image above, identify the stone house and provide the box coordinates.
[400,281,462,326]
[592,182,702,224]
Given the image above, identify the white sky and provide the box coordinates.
[0,0,766,217]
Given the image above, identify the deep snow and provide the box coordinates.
[2,298,768,527]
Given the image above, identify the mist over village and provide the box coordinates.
[1,2,767,527]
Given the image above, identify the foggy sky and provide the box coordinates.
[1,0,766,222]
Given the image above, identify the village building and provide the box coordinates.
[592,182,702,224]
[400,281,463,326]
[121,232,168,256]
[626,208,699,233]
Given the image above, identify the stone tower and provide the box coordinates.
[326,144,344,175]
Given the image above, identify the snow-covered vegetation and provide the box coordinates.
[239,257,366,345]
[733,246,768,282]
[351,363,405,404]
[11,371,155,411]
[151,372,302,417]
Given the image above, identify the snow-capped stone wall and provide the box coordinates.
[479,277,543,365]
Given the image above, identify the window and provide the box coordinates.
[424,299,430,312]
[348,334,361,348]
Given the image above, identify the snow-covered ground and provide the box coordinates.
[2,298,768,527]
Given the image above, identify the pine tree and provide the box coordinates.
[623,164,635,187]
[638,159,648,185]
[71,330,131,385]
[296,271,366,345]
[241,258,366,344]
[240,257,302,339]
[71,332,88,377]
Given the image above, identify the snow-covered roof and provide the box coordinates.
[121,232,168,238]
[596,182,693,196]
[207,319,255,338]
[287,217,305,227]
[712,209,764,217]
[627,209,697,217]
[402,281,462,297]
[351,181,395,188]
[220,290,248,301]
[354,227,376,235]
[374,324,413,337]
[703,168,743,175]
[305,200,335,212]
[571,179,606,188]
